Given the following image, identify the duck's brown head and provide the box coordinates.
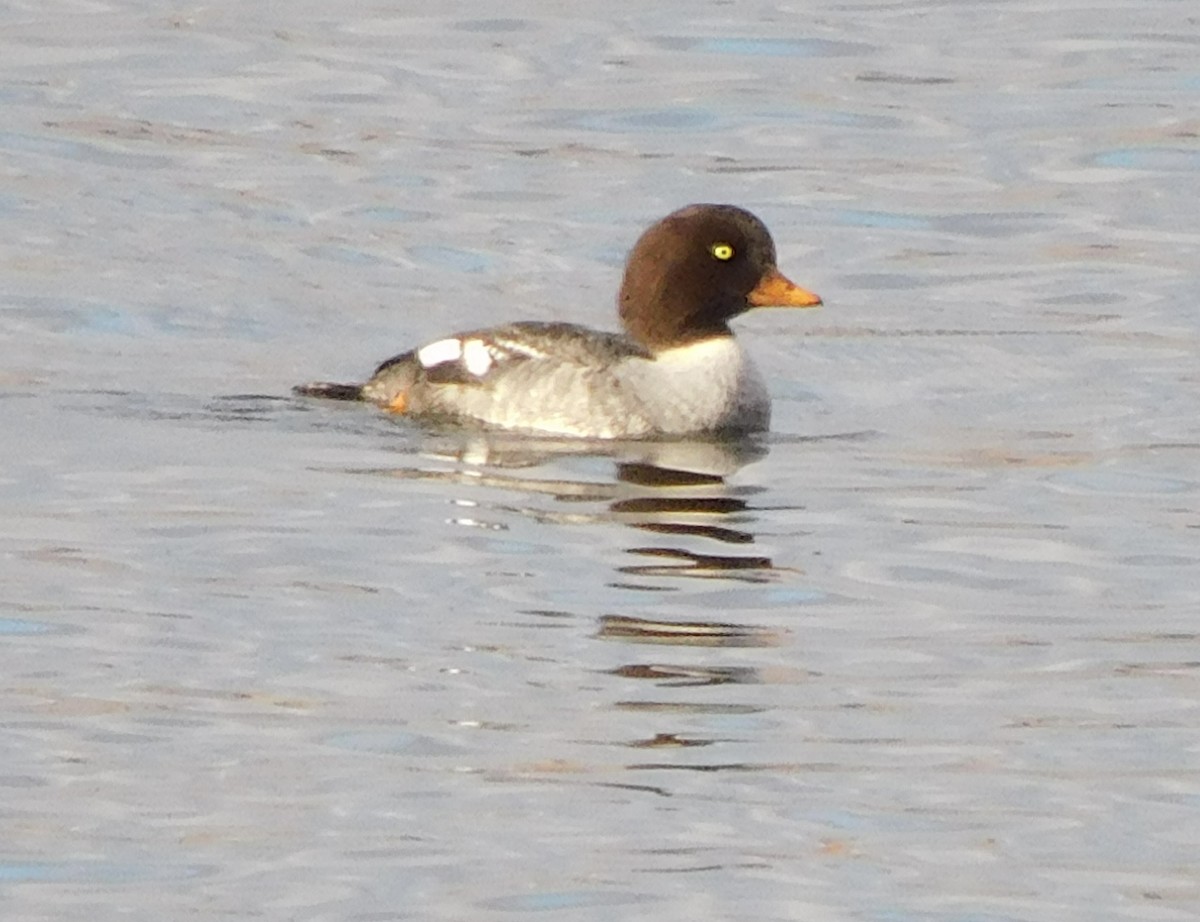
[618,204,821,350]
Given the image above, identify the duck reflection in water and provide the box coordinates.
[370,429,797,636]
[339,427,822,766]
[373,428,785,586]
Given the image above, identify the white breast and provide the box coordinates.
[617,336,770,434]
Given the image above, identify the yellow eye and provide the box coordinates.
[710,242,735,261]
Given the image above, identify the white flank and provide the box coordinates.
[417,337,463,368]
[462,339,493,376]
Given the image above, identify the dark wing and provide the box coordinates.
[372,321,649,387]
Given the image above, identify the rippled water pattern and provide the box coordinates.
[3,2,1198,919]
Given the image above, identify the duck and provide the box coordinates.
[294,204,821,439]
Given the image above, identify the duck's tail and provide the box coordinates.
[293,381,365,401]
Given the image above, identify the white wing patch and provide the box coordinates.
[415,330,552,383]
[417,338,463,368]
[461,339,494,376]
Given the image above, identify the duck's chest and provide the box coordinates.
[619,336,770,433]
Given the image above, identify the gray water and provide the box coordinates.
[2,2,1199,920]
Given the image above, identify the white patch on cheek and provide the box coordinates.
[462,339,493,376]
[417,338,463,368]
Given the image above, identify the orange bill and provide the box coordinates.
[748,268,822,308]
[386,392,408,414]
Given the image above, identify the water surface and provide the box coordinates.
[2,2,1198,919]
